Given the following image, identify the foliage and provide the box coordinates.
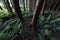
[0,18,20,40]
[0,12,60,40]
[0,11,33,40]
[0,2,60,40]
[38,15,60,40]
[0,4,9,18]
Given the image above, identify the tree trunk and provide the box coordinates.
[31,0,44,27]
[3,0,13,15]
[26,0,29,10]
[40,0,46,16]
[34,0,37,10]
[29,0,35,12]
[23,0,26,11]
[10,0,14,8]
[12,0,24,22]
[31,0,45,40]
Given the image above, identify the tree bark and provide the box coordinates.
[26,0,27,8]
[12,0,24,22]
[34,0,37,10]
[51,0,59,11]
[40,0,46,16]
[23,0,26,11]
[31,0,44,27]
[31,0,45,40]
[29,0,35,12]
[10,0,14,8]
[3,0,13,15]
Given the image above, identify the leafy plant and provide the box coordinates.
[38,15,60,40]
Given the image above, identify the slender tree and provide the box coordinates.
[51,0,59,11]
[3,0,13,15]
[26,0,29,10]
[10,0,14,8]
[30,0,45,40]
[34,0,37,9]
[40,0,46,16]
[29,0,35,12]
[31,0,44,27]
[23,0,26,11]
[12,0,24,22]
[56,0,60,11]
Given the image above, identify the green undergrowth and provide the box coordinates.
[0,12,60,40]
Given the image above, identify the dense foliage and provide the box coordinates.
[0,0,60,40]
[0,5,60,40]
[0,12,60,40]
[0,5,9,18]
